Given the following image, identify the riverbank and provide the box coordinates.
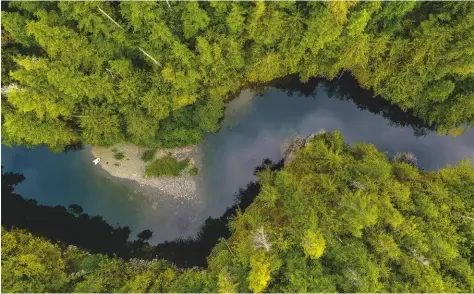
[91,144,201,201]
[88,88,257,201]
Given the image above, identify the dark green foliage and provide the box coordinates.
[141,149,156,162]
[2,2,473,151]
[137,230,153,241]
[113,151,125,160]
[145,155,189,177]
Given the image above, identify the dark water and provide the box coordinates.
[3,77,473,242]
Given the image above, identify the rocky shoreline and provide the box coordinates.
[90,144,201,201]
[282,130,327,163]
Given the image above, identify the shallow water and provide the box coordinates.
[3,79,473,243]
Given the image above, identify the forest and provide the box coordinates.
[2,1,474,151]
[3,132,474,292]
[2,1,474,293]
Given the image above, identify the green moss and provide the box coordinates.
[141,149,156,162]
[113,152,125,160]
[145,155,189,177]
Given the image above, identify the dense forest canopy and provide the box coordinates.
[2,1,474,150]
[3,132,474,292]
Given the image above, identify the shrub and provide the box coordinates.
[141,149,156,162]
[145,155,189,177]
[189,166,198,176]
[114,152,125,160]
[301,230,326,259]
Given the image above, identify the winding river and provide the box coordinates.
[3,76,473,243]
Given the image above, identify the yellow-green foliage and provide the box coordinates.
[2,2,473,150]
[247,251,272,293]
[208,131,474,293]
[3,132,474,293]
[1,228,67,293]
[301,230,326,259]
[217,269,237,293]
[189,166,199,176]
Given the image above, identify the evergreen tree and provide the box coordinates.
[2,2,473,150]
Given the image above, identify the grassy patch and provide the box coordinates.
[189,166,198,176]
[141,149,156,162]
[111,148,118,153]
[145,155,189,177]
[114,152,125,160]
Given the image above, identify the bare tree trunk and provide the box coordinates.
[97,6,162,68]
[98,7,124,30]
[253,227,271,251]
[138,47,162,67]
[224,239,236,257]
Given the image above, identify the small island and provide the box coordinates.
[92,144,200,200]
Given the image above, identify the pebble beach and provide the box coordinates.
[91,144,201,201]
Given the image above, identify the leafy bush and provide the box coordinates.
[141,149,156,162]
[113,152,125,160]
[145,155,189,177]
[189,166,198,176]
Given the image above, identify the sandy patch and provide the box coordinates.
[91,144,201,201]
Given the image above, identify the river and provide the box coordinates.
[3,76,473,243]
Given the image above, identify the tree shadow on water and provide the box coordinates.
[2,158,284,268]
[262,73,435,137]
[151,158,283,267]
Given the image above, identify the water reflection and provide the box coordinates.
[199,76,473,218]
